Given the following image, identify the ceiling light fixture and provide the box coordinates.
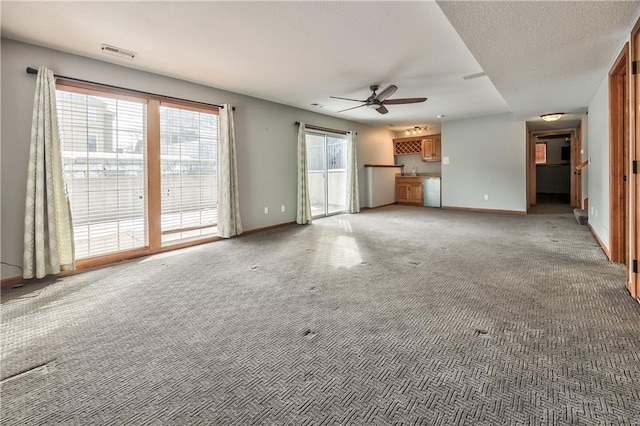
[540,113,564,122]
[405,126,429,135]
[437,114,446,119]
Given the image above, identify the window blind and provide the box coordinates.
[57,89,147,259]
[159,104,218,245]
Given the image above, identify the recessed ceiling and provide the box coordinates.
[1,1,638,132]
[437,0,640,127]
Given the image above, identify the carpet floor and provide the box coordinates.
[1,205,639,425]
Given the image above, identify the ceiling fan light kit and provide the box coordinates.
[540,113,564,122]
[330,84,427,115]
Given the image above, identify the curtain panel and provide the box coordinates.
[296,123,312,224]
[346,131,360,213]
[217,104,243,238]
[23,66,75,279]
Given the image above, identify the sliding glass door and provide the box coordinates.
[306,131,347,217]
[57,83,220,265]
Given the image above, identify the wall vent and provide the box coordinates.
[101,44,136,60]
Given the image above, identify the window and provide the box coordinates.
[160,103,218,245]
[57,90,147,259]
[306,131,347,216]
[535,142,547,164]
[56,82,219,264]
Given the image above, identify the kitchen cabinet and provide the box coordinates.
[396,176,423,205]
[393,138,422,155]
[421,134,441,162]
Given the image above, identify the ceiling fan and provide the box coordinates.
[330,84,427,115]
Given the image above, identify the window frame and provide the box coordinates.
[535,142,547,164]
[56,79,221,271]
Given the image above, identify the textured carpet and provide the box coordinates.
[2,205,639,425]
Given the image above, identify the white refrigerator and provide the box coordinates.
[423,177,441,207]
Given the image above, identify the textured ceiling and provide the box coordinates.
[1,1,638,132]
[438,0,640,126]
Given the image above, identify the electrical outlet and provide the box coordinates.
[484,194,489,201]
[264,207,269,214]
[281,205,285,213]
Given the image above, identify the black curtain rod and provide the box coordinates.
[295,122,355,135]
[26,67,234,111]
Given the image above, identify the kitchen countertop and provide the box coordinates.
[396,173,441,178]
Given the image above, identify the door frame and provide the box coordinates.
[574,121,583,208]
[608,43,629,265]
[629,18,640,299]
[528,129,579,208]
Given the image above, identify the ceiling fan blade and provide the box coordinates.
[375,85,398,102]
[382,97,427,105]
[329,96,367,102]
[337,104,366,113]
[376,105,389,115]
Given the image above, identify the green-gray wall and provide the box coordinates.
[1,39,393,279]
[441,113,527,212]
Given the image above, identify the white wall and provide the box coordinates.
[586,75,610,247]
[441,113,526,212]
[366,167,400,208]
[0,39,394,278]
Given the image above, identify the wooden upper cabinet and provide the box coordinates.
[421,134,441,162]
[393,138,422,155]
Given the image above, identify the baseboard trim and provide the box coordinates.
[441,206,527,215]
[587,222,612,260]
[1,275,25,288]
[361,203,397,210]
[242,221,297,235]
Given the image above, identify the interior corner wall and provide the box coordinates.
[586,74,610,248]
[0,38,393,279]
[441,113,526,212]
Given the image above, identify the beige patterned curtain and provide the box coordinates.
[217,104,242,238]
[346,131,360,213]
[23,66,75,279]
[296,123,312,224]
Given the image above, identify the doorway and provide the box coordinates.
[306,131,348,217]
[529,129,579,214]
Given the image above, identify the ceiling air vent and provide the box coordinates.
[101,44,136,60]
[462,72,486,80]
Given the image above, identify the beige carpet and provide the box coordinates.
[2,205,639,425]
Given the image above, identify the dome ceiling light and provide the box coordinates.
[540,113,564,122]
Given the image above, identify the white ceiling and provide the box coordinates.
[2,1,638,132]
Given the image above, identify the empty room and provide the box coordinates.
[2,1,640,424]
